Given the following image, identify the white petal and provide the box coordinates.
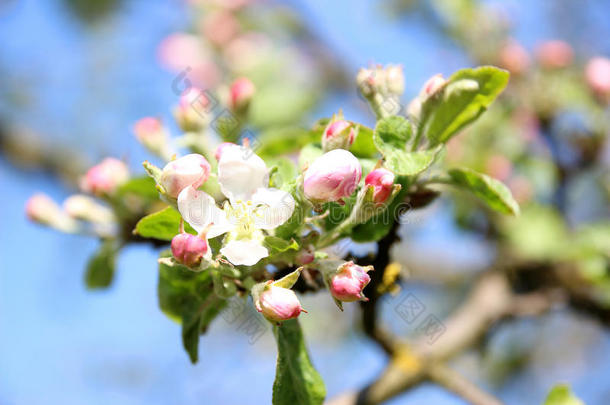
[217,145,268,202]
[177,186,232,238]
[220,240,269,266]
[251,188,296,230]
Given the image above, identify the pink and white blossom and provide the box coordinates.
[171,233,209,267]
[160,154,211,199]
[329,262,372,302]
[365,168,395,205]
[303,149,362,204]
[81,158,129,196]
[255,284,304,322]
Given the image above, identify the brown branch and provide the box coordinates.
[427,363,503,405]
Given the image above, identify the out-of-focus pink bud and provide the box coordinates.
[385,65,405,96]
[224,32,271,72]
[81,158,129,196]
[322,119,357,152]
[508,176,533,204]
[485,155,512,182]
[365,168,395,204]
[157,33,206,73]
[63,194,115,223]
[536,40,573,69]
[214,142,237,162]
[296,247,315,265]
[499,39,530,75]
[303,149,362,204]
[585,57,610,100]
[171,233,208,267]
[160,154,211,199]
[133,117,169,154]
[421,74,446,98]
[201,11,240,47]
[25,193,60,224]
[329,261,372,302]
[229,77,255,112]
[255,284,304,322]
[174,87,212,132]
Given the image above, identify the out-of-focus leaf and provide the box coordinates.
[117,176,158,201]
[298,143,324,170]
[272,319,326,405]
[250,84,317,128]
[419,66,509,146]
[256,126,321,158]
[268,157,298,189]
[543,384,585,405]
[447,168,519,215]
[85,240,118,289]
[135,206,196,241]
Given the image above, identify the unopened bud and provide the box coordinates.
[133,117,172,159]
[536,40,573,69]
[25,193,78,232]
[81,158,129,197]
[585,57,610,101]
[499,39,530,75]
[171,233,208,267]
[365,168,395,205]
[63,194,116,223]
[255,284,304,322]
[329,261,372,302]
[304,149,362,204]
[385,65,405,96]
[421,74,446,98]
[322,118,357,152]
[160,154,211,199]
[229,77,255,112]
[174,87,212,132]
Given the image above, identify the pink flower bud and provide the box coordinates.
[171,233,208,267]
[174,87,212,131]
[229,77,255,111]
[214,142,237,161]
[133,117,168,151]
[365,168,395,204]
[536,40,573,69]
[322,119,357,152]
[421,74,446,98]
[485,155,512,182]
[160,154,211,198]
[81,158,129,196]
[25,193,60,224]
[329,262,372,302]
[255,285,304,322]
[498,39,530,75]
[385,65,405,95]
[303,149,362,203]
[585,57,610,99]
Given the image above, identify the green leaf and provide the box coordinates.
[299,143,324,170]
[272,319,326,405]
[350,124,378,158]
[268,157,298,189]
[272,268,302,289]
[373,116,413,155]
[419,66,509,146]
[135,206,196,241]
[256,126,321,158]
[250,84,317,128]
[447,168,519,215]
[265,236,299,253]
[85,241,118,289]
[384,146,441,176]
[351,176,410,243]
[158,251,225,363]
[116,176,159,201]
[544,384,585,405]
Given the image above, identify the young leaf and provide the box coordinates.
[419,66,509,146]
[350,124,378,158]
[135,206,196,241]
[264,236,299,253]
[85,241,118,289]
[373,116,413,155]
[299,143,324,170]
[272,268,302,289]
[158,251,226,362]
[447,168,520,215]
[543,384,584,405]
[272,319,326,405]
[384,146,441,176]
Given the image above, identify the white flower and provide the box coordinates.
[177,145,295,266]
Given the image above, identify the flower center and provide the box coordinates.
[224,199,267,239]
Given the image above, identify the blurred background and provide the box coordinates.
[1,0,609,404]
